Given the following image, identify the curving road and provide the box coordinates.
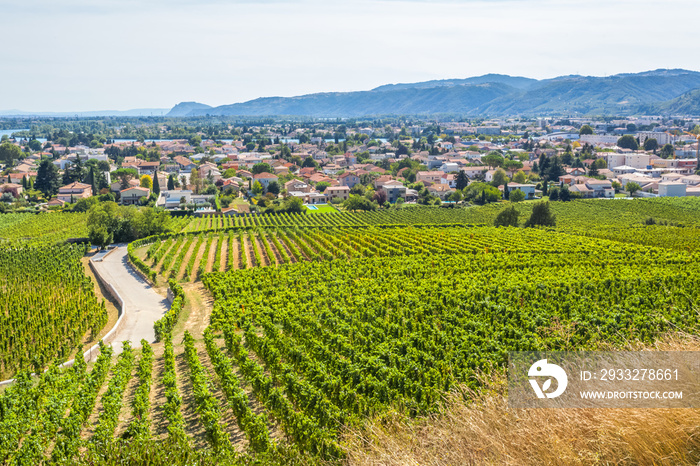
[91,246,168,357]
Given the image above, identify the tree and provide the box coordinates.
[525,201,556,227]
[588,162,599,177]
[35,159,61,196]
[513,170,527,184]
[626,182,641,196]
[491,168,508,187]
[315,181,330,192]
[26,139,42,152]
[267,181,280,196]
[62,156,85,185]
[153,172,161,195]
[504,159,523,171]
[456,170,469,190]
[546,156,565,180]
[344,194,376,211]
[579,125,594,135]
[660,144,674,158]
[0,142,22,164]
[252,163,273,174]
[448,190,463,203]
[617,135,639,150]
[549,187,560,201]
[509,189,525,202]
[88,224,113,249]
[252,180,263,195]
[503,181,509,200]
[140,175,153,190]
[559,184,571,202]
[643,138,659,152]
[464,182,501,204]
[494,205,519,227]
[113,168,138,190]
[167,174,175,190]
[87,166,98,195]
[482,152,504,168]
[373,189,387,205]
[190,168,201,194]
[301,157,317,168]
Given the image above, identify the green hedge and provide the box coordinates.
[153,279,185,342]
[127,240,157,283]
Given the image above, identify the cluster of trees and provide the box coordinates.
[494,201,556,228]
[87,202,172,248]
[257,194,305,214]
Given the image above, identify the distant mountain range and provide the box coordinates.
[0,108,169,117]
[168,69,700,118]
[4,70,700,118]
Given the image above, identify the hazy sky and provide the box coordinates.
[2,0,700,111]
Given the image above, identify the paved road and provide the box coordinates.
[91,246,168,356]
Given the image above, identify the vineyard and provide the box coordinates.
[1,199,700,464]
[138,225,556,285]
[0,212,88,242]
[0,242,107,378]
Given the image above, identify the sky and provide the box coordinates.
[2,0,700,112]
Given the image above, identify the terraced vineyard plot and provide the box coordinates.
[199,229,700,460]
[138,226,569,283]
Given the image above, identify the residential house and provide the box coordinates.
[381,180,407,203]
[440,173,457,188]
[339,171,360,188]
[135,161,160,176]
[569,183,594,198]
[374,175,394,190]
[439,162,461,173]
[584,179,615,198]
[507,183,536,200]
[284,179,310,193]
[253,172,279,191]
[111,178,140,193]
[174,156,196,172]
[0,183,23,198]
[57,182,92,203]
[680,175,700,186]
[416,171,444,184]
[427,183,454,200]
[46,198,66,207]
[322,164,342,175]
[306,192,327,205]
[121,186,150,205]
[462,166,486,178]
[158,190,193,209]
[325,185,350,201]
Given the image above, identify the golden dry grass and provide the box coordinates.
[345,333,700,466]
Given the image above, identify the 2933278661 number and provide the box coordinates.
[600,368,678,381]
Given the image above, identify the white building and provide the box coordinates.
[580,134,619,145]
[658,182,686,197]
[636,131,673,146]
[606,153,650,170]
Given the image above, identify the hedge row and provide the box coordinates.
[153,279,184,342]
